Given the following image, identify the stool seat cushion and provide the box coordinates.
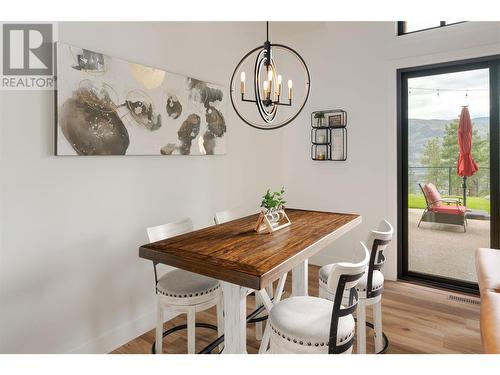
[319,265,384,297]
[356,270,384,293]
[269,296,355,348]
[319,264,334,284]
[156,269,220,299]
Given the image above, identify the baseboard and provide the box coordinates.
[69,309,179,354]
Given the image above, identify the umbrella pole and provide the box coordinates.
[462,176,467,207]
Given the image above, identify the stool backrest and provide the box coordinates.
[214,207,250,224]
[326,241,370,292]
[366,219,393,298]
[146,218,193,286]
[327,242,369,354]
[147,218,193,242]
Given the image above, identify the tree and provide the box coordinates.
[420,137,446,191]
[440,120,461,196]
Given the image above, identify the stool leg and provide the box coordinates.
[187,307,196,354]
[357,299,366,354]
[373,299,384,353]
[255,293,263,340]
[155,299,163,354]
[216,297,224,352]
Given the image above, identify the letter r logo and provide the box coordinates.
[2,24,53,75]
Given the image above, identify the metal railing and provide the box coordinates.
[408,165,490,197]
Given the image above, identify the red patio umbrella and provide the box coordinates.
[457,106,478,206]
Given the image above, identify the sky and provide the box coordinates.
[408,68,489,120]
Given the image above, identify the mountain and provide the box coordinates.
[408,117,489,165]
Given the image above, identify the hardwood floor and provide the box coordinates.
[112,265,481,354]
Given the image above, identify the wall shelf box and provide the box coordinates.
[310,110,347,161]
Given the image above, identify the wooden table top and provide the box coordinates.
[139,209,361,290]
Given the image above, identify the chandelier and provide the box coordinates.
[230,22,311,130]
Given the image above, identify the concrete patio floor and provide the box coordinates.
[408,208,490,283]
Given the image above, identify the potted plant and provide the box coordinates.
[255,187,291,233]
[261,187,286,225]
[314,111,325,127]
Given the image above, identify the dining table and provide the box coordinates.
[139,208,361,354]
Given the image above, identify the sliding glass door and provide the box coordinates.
[398,56,500,293]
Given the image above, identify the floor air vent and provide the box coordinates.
[447,295,480,305]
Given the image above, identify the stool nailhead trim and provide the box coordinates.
[270,324,354,347]
[156,283,220,299]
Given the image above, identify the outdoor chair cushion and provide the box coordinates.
[422,183,442,207]
[430,205,466,215]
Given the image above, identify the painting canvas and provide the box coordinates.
[55,42,227,156]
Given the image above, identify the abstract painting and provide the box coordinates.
[55,42,227,156]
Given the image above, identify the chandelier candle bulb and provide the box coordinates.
[263,80,269,98]
[288,80,293,100]
[277,74,282,95]
[240,71,246,94]
[267,70,273,99]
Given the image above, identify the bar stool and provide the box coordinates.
[214,207,250,226]
[318,220,393,354]
[147,218,224,354]
[267,242,369,354]
[214,207,273,341]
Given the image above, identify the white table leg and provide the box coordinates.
[257,273,287,354]
[292,260,308,296]
[255,293,263,341]
[255,282,275,341]
[221,281,247,354]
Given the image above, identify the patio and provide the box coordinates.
[408,208,490,283]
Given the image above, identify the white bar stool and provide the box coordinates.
[319,220,394,354]
[147,218,223,354]
[267,242,369,354]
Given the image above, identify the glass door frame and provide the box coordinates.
[397,55,500,294]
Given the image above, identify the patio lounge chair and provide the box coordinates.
[418,183,467,232]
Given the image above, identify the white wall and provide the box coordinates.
[1,21,499,354]
[0,22,285,353]
[274,21,500,278]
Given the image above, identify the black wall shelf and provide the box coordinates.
[310,109,347,161]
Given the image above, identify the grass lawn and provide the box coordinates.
[408,193,491,213]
